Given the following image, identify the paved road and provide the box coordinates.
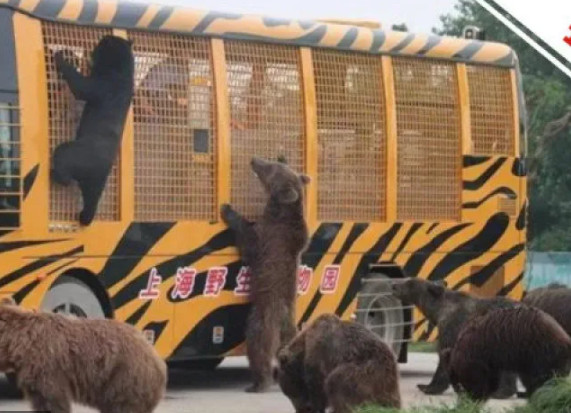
[0,353,524,412]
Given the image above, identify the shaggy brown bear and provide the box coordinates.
[444,306,571,401]
[221,157,310,392]
[52,35,134,226]
[0,298,166,413]
[524,284,571,336]
[277,314,401,413]
[392,278,518,397]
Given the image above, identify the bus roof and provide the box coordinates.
[0,0,517,67]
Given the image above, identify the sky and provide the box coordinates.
[143,0,459,33]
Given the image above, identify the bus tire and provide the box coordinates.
[41,275,106,319]
[168,358,225,370]
[356,274,405,357]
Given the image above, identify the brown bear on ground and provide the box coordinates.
[0,298,166,413]
[524,284,571,336]
[443,306,571,401]
[277,314,401,413]
[221,157,310,392]
[392,278,518,397]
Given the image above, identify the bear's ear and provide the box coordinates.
[0,297,16,306]
[299,174,311,185]
[427,282,445,298]
[278,188,299,204]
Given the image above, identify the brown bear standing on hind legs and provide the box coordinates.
[0,298,166,413]
[524,283,571,336]
[277,314,401,413]
[443,306,571,401]
[221,157,310,392]
[392,278,518,398]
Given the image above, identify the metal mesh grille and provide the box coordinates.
[131,32,216,221]
[467,65,515,155]
[42,22,118,222]
[0,104,21,229]
[314,50,386,222]
[393,57,461,221]
[226,41,304,220]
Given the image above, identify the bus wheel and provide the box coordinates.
[168,358,225,370]
[356,274,405,357]
[41,275,105,319]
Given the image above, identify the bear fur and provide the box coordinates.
[444,306,571,401]
[392,278,518,397]
[221,157,310,392]
[0,298,166,413]
[524,284,571,336]
[277,314,401,413]
[52,35,134,226]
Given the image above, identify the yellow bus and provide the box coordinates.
[0,0,526,365]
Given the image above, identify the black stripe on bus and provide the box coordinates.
[390,223,422,262]
[463,157,506,191]
[148,5,174,29]
[403,223,471,277]
[33,0,66,18]
[77,0,98,23]
[369,30,386,52]
[332,223,368,264]
[498,272,524,297]
[100,222,175,289]
[112,1,148,27]
[463,155,491,168]
[417,35,441,55]
[337,27,359,48]
[462,187,516,209]
[427,213,510,282]
[0,245,83,289]
[453,41,484,59]
[390,33,415,52]
[23,164,39,199]
[334,224,402,318]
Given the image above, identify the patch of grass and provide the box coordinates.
[509,378,571,413]
[356,397,486,413]
[355,379,571,413]
[408,341,437,353]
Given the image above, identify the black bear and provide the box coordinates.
[444,306,571,401]
[52,35,134,226]
[392,278,518,398]
[221,157,310,392]
[277,314,401,413]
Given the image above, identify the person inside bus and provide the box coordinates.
[135,55,190,124]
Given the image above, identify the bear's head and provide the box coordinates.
[250,157,310,205]
[91,35,134,78]
[392,278,447,321]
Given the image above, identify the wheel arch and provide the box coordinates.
[51,268,114,319]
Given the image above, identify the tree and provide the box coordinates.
[436,0,571,251]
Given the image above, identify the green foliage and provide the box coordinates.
[409,341,437,353]
[355,379,571,413]
[510,379,571,413]
[356,397,485,413]
[436,1,571,251]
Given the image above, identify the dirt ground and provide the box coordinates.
[0,353,524,412]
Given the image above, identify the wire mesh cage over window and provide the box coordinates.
[225,41,305,220]
[313,50,387,222]
[393,57,461,221]
[42,22,118,223]
[130,31,216,222]
[467,65,515,156]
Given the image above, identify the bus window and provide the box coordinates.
[131,32,216,222]
[467,65,515,156]
[41,22,118,224]
[0,104,20,229]
[226,41,304,220]
[393,57,461,221]
[314,50,387,222]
